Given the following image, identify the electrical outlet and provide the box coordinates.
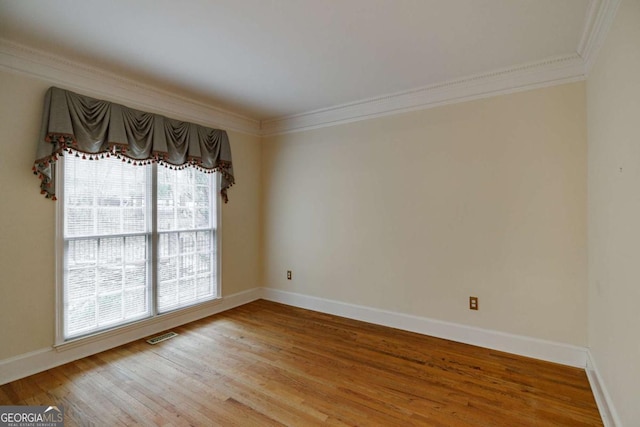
[287,270,292,280]
[469,296,478,310]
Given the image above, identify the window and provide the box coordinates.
[60,155,219,341]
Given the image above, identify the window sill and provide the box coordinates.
[55,297,223,352]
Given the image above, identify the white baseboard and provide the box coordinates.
[586,350,622,427]
[0,288,261,386]
[2,286,598,408]
[262,288,588,368]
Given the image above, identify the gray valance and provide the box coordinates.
[33,87,234,202]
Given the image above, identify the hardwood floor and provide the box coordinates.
[1,300,602,426]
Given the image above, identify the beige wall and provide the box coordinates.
[263,83,588,345]
[587,0,640,425]
[0,70,262,360]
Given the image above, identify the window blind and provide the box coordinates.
[64,156,151,338]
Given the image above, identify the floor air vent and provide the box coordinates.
[146,331,178,345]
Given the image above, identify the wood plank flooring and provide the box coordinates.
[0,300,602,426]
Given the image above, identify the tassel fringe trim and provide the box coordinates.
[34,134,234,203]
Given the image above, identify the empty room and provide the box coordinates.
[0,0,638,425]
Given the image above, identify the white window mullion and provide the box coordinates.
[119,235,125,322]
[150,163,158,317]
[55,162,66,345]
[93,239,100,330]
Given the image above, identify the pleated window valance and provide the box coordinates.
[33,87,234,202]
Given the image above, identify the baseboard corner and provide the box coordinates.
[585,350,622,427]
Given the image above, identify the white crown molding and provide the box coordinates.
[262,288,588,368]
[0,0,621,138]
[578,0,622,75]
[260,54,587,136]
[577,0,603,57]
[586,350,622,427]
[260,0,622,136]
[0,38,261,136]
[0,288,262,386]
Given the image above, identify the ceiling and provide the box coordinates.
[0,0,612,129]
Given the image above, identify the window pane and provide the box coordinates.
[157,166,213,231]
[158,231,217,312]
[64,155,149,237]
[67,298,96,335]
[67,239,97,267]
[66,208,94,237]
[65,234,150,338]
[66,267,95,301]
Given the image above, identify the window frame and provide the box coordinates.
[54,156,222,346]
